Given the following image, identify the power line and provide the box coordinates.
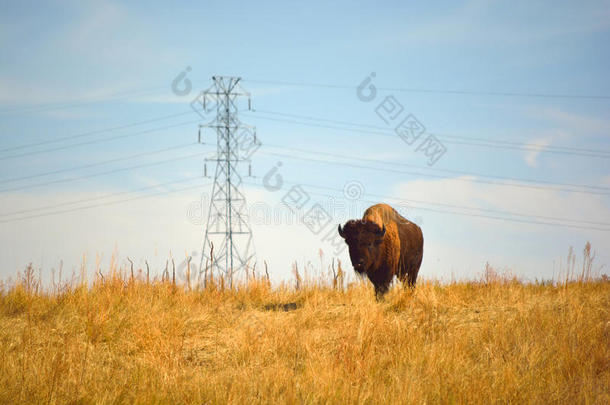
[3,171,605,231]
[320,189,610,232]
[280,179,610,227]
[1,167,605,231]
[249,109,610,157]
[4,114,605,196]
[260,143,610,195]
[0,151,205,193]
[244,78,610,100]
[0,86,167,116]
[0,176,202,218]
[242,180,610,232]
[0,142,198,185]
[257,149,610,197]
[243,110,610,159]
[0,110,195,153]
[0,119,202,161]
[0,179,209,224]
[4,144,605,227]
[244,113,610,159]
[4,109,602,196]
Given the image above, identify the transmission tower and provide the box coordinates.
[196,76,257,285]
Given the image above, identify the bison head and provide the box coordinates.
[338,220,386,274]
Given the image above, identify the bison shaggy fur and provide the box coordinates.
[338,203,423,298]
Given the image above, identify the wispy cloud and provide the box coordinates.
[0,1,180,109]
[393,176,610,230]
[532,107,610,136]
[389,175,610,278]
[54,2,180,71]
[380,0,610,46]
[524,138,551,167]
[0,77,167,111]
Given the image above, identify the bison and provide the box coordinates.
[338,203,423,299]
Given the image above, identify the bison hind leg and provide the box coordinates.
[398,268,418,289]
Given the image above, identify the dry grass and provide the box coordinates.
[0,263,608,404]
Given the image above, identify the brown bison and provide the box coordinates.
[338,203,423,298]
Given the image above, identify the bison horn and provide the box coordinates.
[377,224,386,237]
[338,224,345,238]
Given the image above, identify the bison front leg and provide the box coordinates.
[368,269,392,300]
[374,283,390,301]
[372,274,392,301]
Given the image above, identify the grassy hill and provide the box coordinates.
[0,264,608,404]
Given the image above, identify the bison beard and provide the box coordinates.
[338,203,423,299]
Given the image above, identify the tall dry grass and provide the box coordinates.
[0,257,608,404]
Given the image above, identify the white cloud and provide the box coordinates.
[0,76,168,110]
[519,107,610,166]
[0,184,351,285]
[0,189,203,281]
[54,2,178,70]
[524,137,551,167]
[393,175,610,228]
[2,174,608,286]
[0,1,181,109]
[531,107,610,136]
[601,175,610,187]
[392,176,610,279]
[385,0,610,46]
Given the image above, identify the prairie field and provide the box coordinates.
[0,264,608,404]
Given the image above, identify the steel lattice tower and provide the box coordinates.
[196,76,256,285]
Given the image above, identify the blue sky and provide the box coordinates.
[0,0,609,284]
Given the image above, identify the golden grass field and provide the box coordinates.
[0,259,608,404]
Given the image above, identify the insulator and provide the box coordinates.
[248,164,252,177]
[248,98,251,110]
[204,163,207,177]
[198,128,201,143]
